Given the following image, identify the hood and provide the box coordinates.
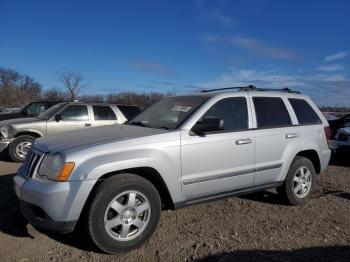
[34,124,169,153]
[338,127,350,135]
[0,112,20,120]
[0,117,42,126]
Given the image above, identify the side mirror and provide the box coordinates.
[192,117,224,135]
[55,114,62,122]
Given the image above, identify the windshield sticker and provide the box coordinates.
[171,105,192,112]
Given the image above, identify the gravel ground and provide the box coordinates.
[0,152,349,262]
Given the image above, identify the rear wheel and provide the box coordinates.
[277,156,316,205]
[9,135,35,162]
[86,174,161,254]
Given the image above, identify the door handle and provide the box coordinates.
[286,133,298,139]
[85,123,91,127]
[236,138,252,145]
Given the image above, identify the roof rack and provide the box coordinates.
[200,85,256,93]
[200,85,300,94]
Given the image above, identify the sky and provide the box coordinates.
[0,0,349,106]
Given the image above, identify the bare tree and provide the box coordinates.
[0,68,42,107]
[58,71,85,101]
[42,88,66,101]
[79,94,104,103]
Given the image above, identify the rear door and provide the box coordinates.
[251,95,301,185]
[91,105,119,127]
[181,96,255,201]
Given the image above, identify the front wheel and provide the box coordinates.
[9,135,35,162]
[277,156,316,205]
[86,174,161,254]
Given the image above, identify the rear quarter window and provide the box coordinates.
[253,97,292,128]
[288,98,322,125]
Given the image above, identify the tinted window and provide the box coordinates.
[201,97,248,132]
[117,105,141,120]
[93,106,117,120]
[253,97,291,128]
[289,98,322,125]
[25,103,38,115]
[60,105,89,121]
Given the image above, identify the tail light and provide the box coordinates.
[324,126,331,146]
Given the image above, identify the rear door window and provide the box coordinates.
[93,105,117,120]
[253,97,292,128]
[289,98,321,125]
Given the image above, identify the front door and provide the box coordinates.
[47,104,91,135]
[181,96,255,202]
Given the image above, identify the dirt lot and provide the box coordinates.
[0,152,349,262]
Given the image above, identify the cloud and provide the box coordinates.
[149,81,202,90]
[201,34,299,60]
[324,51,348,62]
[129,60,177,78]
[212,12,236,27]
[197,69,303,89]
[316,64,343,72]
[231,36,299,60]
[196,68,350,105]
[195,0,237,27]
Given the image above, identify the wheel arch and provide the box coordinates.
[296,149,321,174]
[83,167,175,213]
[14,130,42,138]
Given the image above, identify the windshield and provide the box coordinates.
[128,96,208,130]
[13,103,29,113]
[37,103,68,119]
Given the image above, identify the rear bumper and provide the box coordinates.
[320,148,332,172]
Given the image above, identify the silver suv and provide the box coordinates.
[14,86,331,253]
[0,102,130,162]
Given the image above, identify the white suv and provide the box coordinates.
[14,86,331,253]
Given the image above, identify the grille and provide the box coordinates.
[338,133,349,142]
[22,149,43,178]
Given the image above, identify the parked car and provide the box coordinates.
[0,102,136,162]
[323,112,338,121]
[330,127,350,153]
[328,113,350,138]
[116,104,141,120]
[14,86,331,253]
[0,101,60,121]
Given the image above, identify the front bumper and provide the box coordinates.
[13,169,97,233]
[20,200,77,233]
[0,139,12,152]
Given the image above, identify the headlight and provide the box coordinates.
[38,154,75,181]
[0,125,10,139]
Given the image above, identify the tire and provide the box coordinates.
[9,135,35,163]
[277,156,316,206]
[86,174,161,254]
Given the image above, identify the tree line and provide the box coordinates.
[0,68,173,109]
[1,67,349,111]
